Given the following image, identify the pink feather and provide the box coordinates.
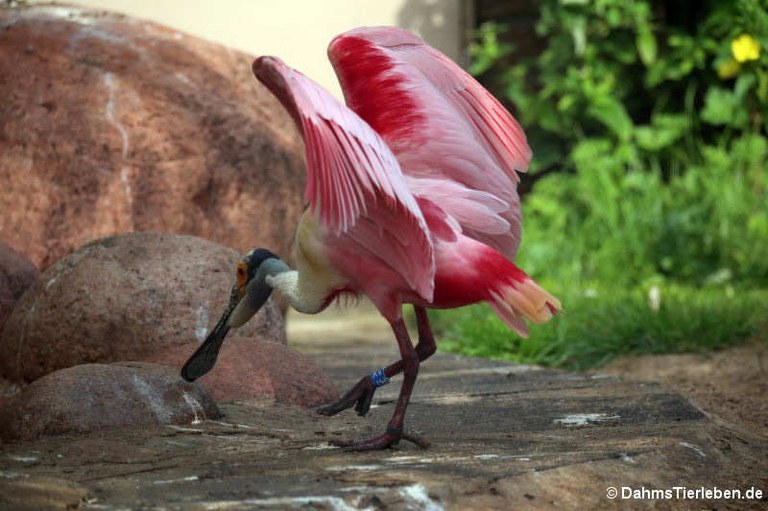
[253,56,435,310]
[245,34,561,452]
[252,32,558,326]
[328,26,531,261]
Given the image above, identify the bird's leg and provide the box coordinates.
[316,306,436,417]
[331,315,427,450]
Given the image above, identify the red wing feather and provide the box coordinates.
[328,26,531,260]
[253,56,435,302]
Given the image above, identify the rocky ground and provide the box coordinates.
[1,307,765,510]
[291,306,768,443]
[594,339,767,442]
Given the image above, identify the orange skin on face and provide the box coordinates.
[236,261,248,296]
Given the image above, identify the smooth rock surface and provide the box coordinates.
[0,475,91,511]
[0,362,220,441]
[0,342,766,510]
[0,232,286,382]
[149,337,339,406]
[0,5,305,269]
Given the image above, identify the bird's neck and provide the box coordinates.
[263,260,326,314]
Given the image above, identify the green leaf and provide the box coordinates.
[557,94,576,112]
[731,133,768,164]
[587,96,634,141]
[634,127,661,151]
[636,27,657,66]
[468,22,513,76]
[645,59,667,87]
[635,114,688,151]
[654,113,688,133]
[701,87,737,126]
[571,138,613,166]
[734,73,757,100]
[569,15,587,56]
[758,72,768,103]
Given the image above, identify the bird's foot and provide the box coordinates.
[316,374,378,417]
[331,424,430,451]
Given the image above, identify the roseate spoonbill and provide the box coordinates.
[181,26,561,450]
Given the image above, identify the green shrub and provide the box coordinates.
[470,0,768,288]
[519,132,768,288]
[433,1,768,366]
[431,286,768,370]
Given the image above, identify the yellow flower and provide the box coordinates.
[731,34,761,63]
[717,58,741,80]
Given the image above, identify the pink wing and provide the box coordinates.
[252,56,435,303]
[328,26,532,260]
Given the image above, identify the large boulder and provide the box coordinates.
[0,362,221,441]
[0,242,37,337]
[0,232,286,382]
[0,5,305,269]
[148,337,339,407]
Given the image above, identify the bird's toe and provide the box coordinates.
[315,375,377,417]
[330,424,430,451]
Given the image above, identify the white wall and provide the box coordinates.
[65,0,467,97]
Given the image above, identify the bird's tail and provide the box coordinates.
[487,266,562,338]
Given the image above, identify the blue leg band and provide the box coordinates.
[370,367,390,388]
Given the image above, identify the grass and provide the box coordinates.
[429,285,768,371]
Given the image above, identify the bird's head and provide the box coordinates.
[181,248,282,382]
[227,248,280,328]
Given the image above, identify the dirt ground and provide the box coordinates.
[592,339,768,440]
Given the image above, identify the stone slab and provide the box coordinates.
[1,344,766,510]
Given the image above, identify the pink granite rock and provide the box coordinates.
[0,241,37,338]
[0,233,286,382]
[0,5,305,269]
[0,362,221,441]
[150,337,339,407]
